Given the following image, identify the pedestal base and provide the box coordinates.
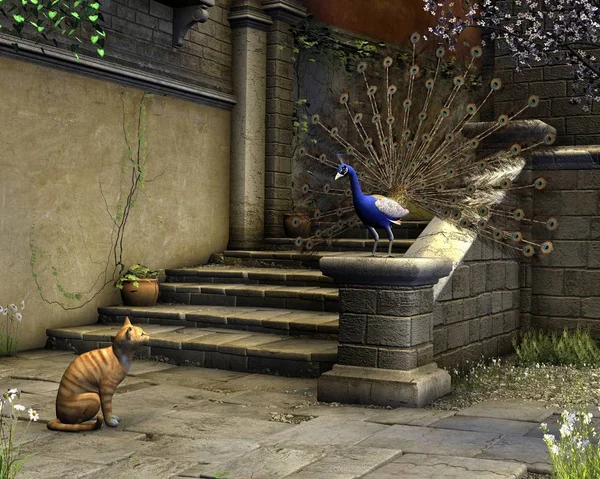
[317,363,451,408]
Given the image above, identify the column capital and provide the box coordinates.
[320,256,453,288]
[261,0,307,25]
[229,0,273,31]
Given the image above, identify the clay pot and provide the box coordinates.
[283,212,311,238]
[120,279,159,307]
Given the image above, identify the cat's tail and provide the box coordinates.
[47,414,103,432]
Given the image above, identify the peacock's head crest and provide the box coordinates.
[334,162,352,181]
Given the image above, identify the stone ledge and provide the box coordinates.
[320,256,453,287]
[528,146,600,170]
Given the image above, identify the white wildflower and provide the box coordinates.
[9,304,17,312]
[14,404,25,411]
[15,313,22,322]
[551,444,559,455]
[560,423,572,438]
[20,300,25,310]
[28,409,39,421]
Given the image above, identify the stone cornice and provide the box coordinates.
[261,0,307,25]
[0,33,236,110]
[320,256,453,287]
[229,0,273,31]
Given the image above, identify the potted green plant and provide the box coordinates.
[115,264,160,307]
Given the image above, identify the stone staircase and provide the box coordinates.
[45,221,427,378]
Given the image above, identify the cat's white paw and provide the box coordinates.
[106,417,119,427]
[112,415,120,421]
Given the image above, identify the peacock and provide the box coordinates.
[294,32,558,257]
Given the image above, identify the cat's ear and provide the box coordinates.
[123,316,132,327]
[126,327,133,340]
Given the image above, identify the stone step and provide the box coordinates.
[98,304,338,337]
[159,282,339,312]
[46,324,337,378]
[223,250,396,269]
[165,266,333,287]
[264,238,414,253]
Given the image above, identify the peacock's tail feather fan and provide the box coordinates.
[295,33,557,256]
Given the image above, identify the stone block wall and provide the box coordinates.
[491,2,599,146]
[0,0,233,93]
[265,18,296,238]
[101,0,233,92]
[527,149,600,336]
[433,237,522,370]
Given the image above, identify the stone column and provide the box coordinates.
[261,0,307,238]
[227,1,273,249]
[318,257,453,408]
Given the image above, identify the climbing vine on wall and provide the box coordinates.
[29,92,168,310]
[0,0,106,58]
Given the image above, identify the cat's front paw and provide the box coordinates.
[112,414,120,421]
[106,417,119,427]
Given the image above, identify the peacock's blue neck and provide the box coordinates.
[348,168,364,201]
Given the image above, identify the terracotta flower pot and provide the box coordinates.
[120,278,159,307]
[283,212,311,238]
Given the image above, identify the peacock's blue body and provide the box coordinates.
[335,162,409,256]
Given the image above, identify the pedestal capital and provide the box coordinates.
[320,256,453,287]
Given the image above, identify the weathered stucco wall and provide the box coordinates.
[0,56,231,350]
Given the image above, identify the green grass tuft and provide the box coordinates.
[513,329,600,368]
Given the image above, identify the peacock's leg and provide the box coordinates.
[366,226,379,256]
[384,224,395,257]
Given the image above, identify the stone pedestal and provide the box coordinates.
[318,256,453,407]
[228,1,272,249]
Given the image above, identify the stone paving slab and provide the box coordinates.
[357,424,502,457]
[216,373,316,394]
[133,435,261,469]
[84,457,199,479]
[262,415,389,450]
[476,435,551,474]
[180,445,325,479]
[220,390,315,409]
[125,409,292,442]
[363,453,528,478]
[429,415,540,436]
[18,456,106,479]
[283,446,402,479]
[366,408,456,427]
[456,399,553,423]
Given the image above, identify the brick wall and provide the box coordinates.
[1,0,233,93]
[527,149,600,336]
[433,237,522,370]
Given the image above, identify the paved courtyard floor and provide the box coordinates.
[1,350,555,478]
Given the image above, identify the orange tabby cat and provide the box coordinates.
[47,317,149,432]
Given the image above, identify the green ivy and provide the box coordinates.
[0,0,106,58]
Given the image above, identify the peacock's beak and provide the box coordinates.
[334,173,343,181]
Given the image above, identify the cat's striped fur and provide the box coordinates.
[47,317,149,432]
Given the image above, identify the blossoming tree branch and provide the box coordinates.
[424,0,600,110]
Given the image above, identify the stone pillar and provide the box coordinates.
[261,0,307,238]
[227,1,272,249]
[318,257,453,408]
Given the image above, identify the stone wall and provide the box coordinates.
[264,18,296,238]
[432,237,522,370]
[491,3,599,146]
[527,148,600,336]
[0,0,232,93]
[0,56,231,350]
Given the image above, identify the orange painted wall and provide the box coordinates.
[296,0,481,56]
